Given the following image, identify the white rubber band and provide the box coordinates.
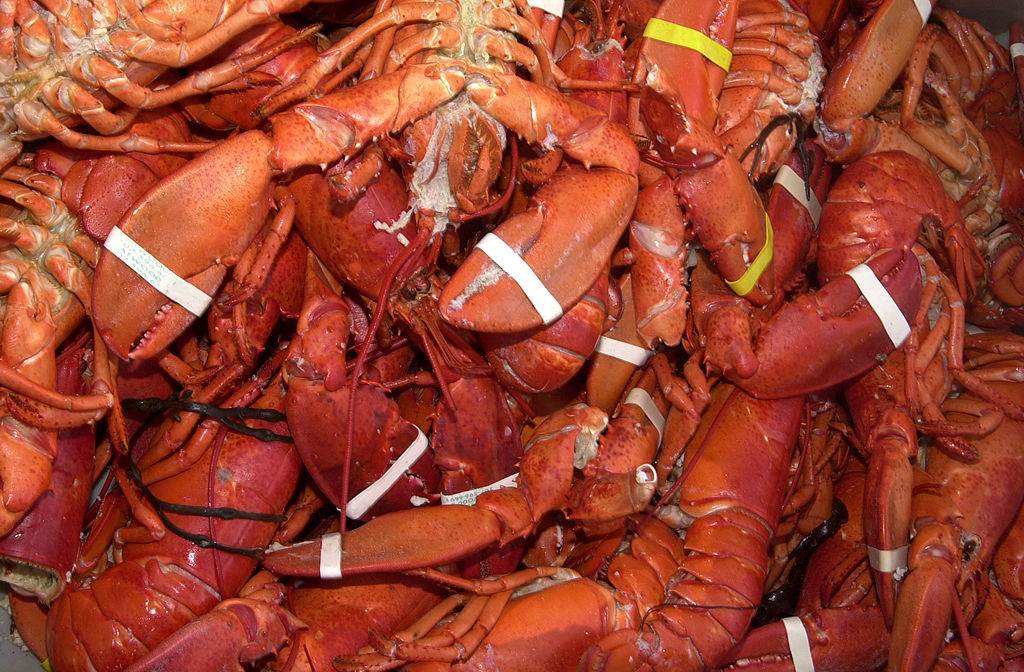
[527,0,564,16]
[913,0,931,25]
[103,227,214,317]
[1012,42,1024,61]
[866,544,910,574]
[347,427,430,519]
[319,532,343,579]
[440,472,519,506]
[782,616,815,672]
[475,233,563,325]
[594,336,653,366]
[624,387,665,444]
[845,263,911,348]
[774,164,822,229]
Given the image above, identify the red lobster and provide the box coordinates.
[90,0,640,363]
[327,382,804,671]
[45,369,302,671]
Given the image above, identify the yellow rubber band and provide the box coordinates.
[724,214,773,296]
[642,18,733,72]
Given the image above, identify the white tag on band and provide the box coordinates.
[594,336,653,366]
[319,532,344,579]
[845,263,911,348]
[782,617,815,672]
[774,164,822,229]
[866,544,910,575]
[347,427,431,519]
[440,472,519,506]
[1012,42,1024,62]
[913,0,931,25]
[103,227,213,317]
[526,0,564,16]
[476,233,563,325]
[624,387,665,444]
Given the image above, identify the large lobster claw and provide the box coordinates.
[727,248,923,399]
[438,164,636,333]
[92,131,276,360]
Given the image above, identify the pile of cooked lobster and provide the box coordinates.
[2,0,1024,668]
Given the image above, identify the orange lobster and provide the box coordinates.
[628,0,775,308]
[723,462,892,672]
[263,397,658,578]
[0,163,112,537]
[0,334,96,603]
[888,368,1024,672]
[0,0,325,164]
[715,0,823,181]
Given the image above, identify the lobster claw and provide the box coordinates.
[727,248,923,399]
[438,164,636,333]
[119,578,304,672]
[92,131,276,360]
[723,608,890,672]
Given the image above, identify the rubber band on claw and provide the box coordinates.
[642,18,732,71]
[103,226,213,317]
[346,427,430,519]
[724,214,773,297]
[866,544,909,575]
[782,617,815,672]
[476,232,563,325]
[594,336,653,367]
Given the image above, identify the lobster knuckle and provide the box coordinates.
[475,488,534,544]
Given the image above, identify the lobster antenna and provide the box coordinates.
[340,226,432,533]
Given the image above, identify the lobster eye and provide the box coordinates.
[962,535,980,562]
